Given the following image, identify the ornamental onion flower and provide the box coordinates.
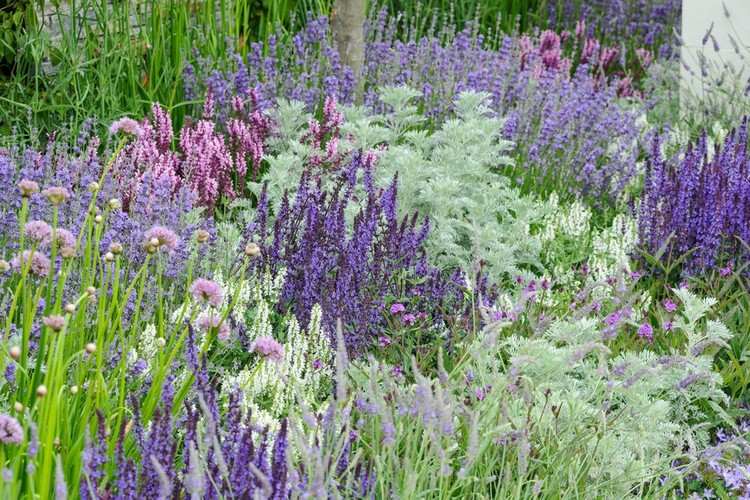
[389,303,405,315]
[109,117,144,137]
[41,186,70,205]
[197,313,231,341]
[190,279,224,307]
[143,226,179,251]
[251,336,284,362]
[43,315,66,332]
[11,250,51,277]
[0,414,23,444]
[17,179,39,197]
[24,221,52,245]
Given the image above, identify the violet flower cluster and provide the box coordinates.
[640,119,750,274]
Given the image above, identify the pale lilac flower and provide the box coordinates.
[389,303,405,315]
[144,225,179,251]
[378,336,391,348]
[24,220,52,245]
[41,187,70,205]
[190,279,224,307]
[51,228,76,249]
[197,313,230,341]
[109,117,144,137]
[402,313,417,325]
[17,179,39,197]
[663,299,678,313]
[251,336,284,362]
[638,323,654,341]
[43,315,66,332]
[0,414,23,444]
[11,250,51,277]
[719,264,733,277]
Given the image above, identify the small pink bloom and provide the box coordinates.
[389,303,405,315]
[662,299,677,313]
[24,220,52,245]
[402,313,416,325]
[17,179,39,197]
[251,336,284,362]
[144,225,179,251]
[378,336,391,348]
[43,315,66,332]
[11,250,50,277]
[190,279,224,308]
[637,323,653,342]
[109,117,144,137]
[41,186,69,205]
[197,313,230,341]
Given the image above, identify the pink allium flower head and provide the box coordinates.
[402,313,417,325]
[190,278,224,307]
[637,323,654,342]
[197,313,230,341]
[143,225,179,251]
[24,220,52,245]
[251,336,284,362]
[17,179,39,197]
[52,228,76,249]
[43,315,66,332]
[41,186,70,206]
[662,299,678,313]
[109,117,144,137]
[11,250,51,277]
[0,414,23,444]
[389,303,405,315]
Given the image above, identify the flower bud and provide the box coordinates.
[85,343,96,354]
[94,215,103,224]
[108,198,122,210]
[86,286,97,296]
[146,243,158,254]
[87,181,100,193]
[70,385,79,395]
[156,337,166,347]
[109,242,123,255]
[64,303,75,314]
[9,346,20,360]
[0,260,9,272]
[149,237,159,247]
[13,402,23,412]
[244,242,261,258]
[36,385,48,398]
[104,252,115,263]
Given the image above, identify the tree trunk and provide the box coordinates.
[331,0,365,102]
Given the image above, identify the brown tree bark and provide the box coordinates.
[331,0,365,102]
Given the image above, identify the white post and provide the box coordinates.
[681,0,750,102]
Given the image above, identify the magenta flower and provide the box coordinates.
[197,313,230,341]
[719,264,733,277]
[389,303,405,315]
[663,321,673,332]
[662,299,678,313]
[11,250,51,277]
[109,117,144,137]
[378,336,391,348]
[251,336,284,362]
[190,279,224,308]
[144,225,179,251]
[24,220,52,245]
[0,414,23,445]
[637,323,654,341]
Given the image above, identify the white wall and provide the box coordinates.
[681,0,750,98]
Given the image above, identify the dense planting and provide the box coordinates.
[0,1,748,499]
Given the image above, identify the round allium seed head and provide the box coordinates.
[42,186,70,206]
[11,250,51,277]
[109,117,143,137]
[144,226,179,251]
[36,385,48,398]
[94,215,103,224]
[60,246,76,259]
[85,343,96,354]
[108,198,122,211]
[18,179,40,197]
[87,181,100,193]
[190,279,224,308]
[109,242,123,255]
[43,315,66,332]
[104,252,115,263]
[244,242,261,258]
[24,220,52,245]
[13,402,23,413]
[0,260,9,272]
[194,229,210,243]
[251,336,284,362]
[0,414,24,444]
[70,386,79,395]
[64,303,75,314]
[9,346,20,360]
[86,286,96,296]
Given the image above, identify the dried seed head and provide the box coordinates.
[244,242,261,258]
[36,385,48,398]
[149,237,160,247]
[109,242,123,255]
[43,315,66,332]
[194,229,210,243]
[9,346,20,360]
[42,186,70,206]
[85,343,96,354]
[86,286,97,296]
[145,243,158,254]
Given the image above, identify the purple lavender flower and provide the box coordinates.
[663,299,678,313]
[638,323,654,342]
